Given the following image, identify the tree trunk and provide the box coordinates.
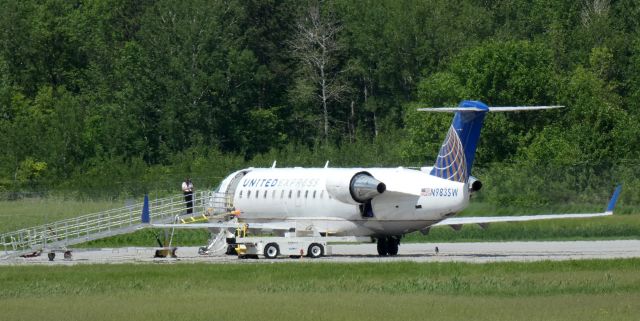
[373,111,378,137]
[349,100,355,143]
[321,62,328,143]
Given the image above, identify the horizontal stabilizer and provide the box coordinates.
[417,105,563,112]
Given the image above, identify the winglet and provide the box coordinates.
[141,194,150,224]
[605,185,623,214]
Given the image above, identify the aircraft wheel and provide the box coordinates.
[47,252,55,261]
[264,243,280,259]
[387,237,399,256]
[225,244,237,255]
[376,238,388,256]
[307,243,324,258]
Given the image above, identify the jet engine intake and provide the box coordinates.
[350,173,386,203]
[326,171,386,204]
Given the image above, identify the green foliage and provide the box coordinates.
[0,0,639,200]
[16,158,47,187]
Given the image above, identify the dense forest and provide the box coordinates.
[0,0,638,206]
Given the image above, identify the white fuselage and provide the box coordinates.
[216,167,469,236]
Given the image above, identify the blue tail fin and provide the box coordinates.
[430,100,489,183]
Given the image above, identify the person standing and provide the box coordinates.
[182,178,194,214]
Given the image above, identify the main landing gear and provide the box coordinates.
[376,236,401,256]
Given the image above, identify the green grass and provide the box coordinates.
[0,198,120,233]
[1,260,639,320]
[82,228,211,248]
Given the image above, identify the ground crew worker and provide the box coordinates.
[182,178,194,214]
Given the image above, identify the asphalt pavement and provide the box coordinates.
[2,240,639,265]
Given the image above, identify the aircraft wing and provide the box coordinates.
[433,185,622,228]
[433,212,612,227]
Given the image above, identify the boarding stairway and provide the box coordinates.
[0,191,233,259]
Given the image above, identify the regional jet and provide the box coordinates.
[150,100,622,256]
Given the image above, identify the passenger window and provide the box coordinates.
[305,190,308,198]
[247,190,251,198]
[280,190,284,199]
[320,191,324,198]
[313,191,316,198]
[288,190,292,199]
[297,190,301,198]
[272,190,276,198]
[239,190,243,199]
[264,190,267,198]
[256,190,259,198]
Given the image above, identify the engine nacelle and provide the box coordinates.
[468,176,482,193]
[326,171,386,204]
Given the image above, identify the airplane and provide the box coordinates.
[149,100,622,257]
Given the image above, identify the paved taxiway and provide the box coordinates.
[2,240,639,265]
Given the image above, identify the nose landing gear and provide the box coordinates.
[376,236,400,256]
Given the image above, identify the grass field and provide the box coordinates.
[0,198,121,233]
[1,259,639,320]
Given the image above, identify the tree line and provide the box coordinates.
[0,0,638,206]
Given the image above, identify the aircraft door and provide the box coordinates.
[222,171,248,211]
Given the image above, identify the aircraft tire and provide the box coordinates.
[388,237,399,256]
[264,243,280,259]
[307,243,324,258]
[376,238,388,256]
[225,244,237,255]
